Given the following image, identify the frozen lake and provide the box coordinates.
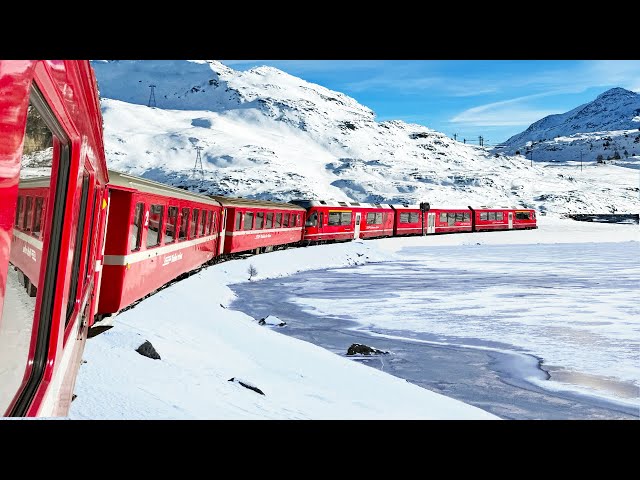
[230,241,640,419]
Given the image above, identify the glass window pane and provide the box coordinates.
[147,204,163,248]
[131,202,144,251]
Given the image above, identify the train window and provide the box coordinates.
[480,212,488,221]
[14,196,24,228]
[283,213,290,227]
[328,212,340,226]
[409,213,419,223]
[375,213,383,224]
[32,198,44,238]
[202,210,213,235]
[256,212,264,229]
[65,172,91,325]
[236,211,242,230]
[320,212,324,225]
[516,212,530,220]
[455,213,463,222]
[165,206,178,244]
[400,212,409,223]
[82,192,98,282]
[305,212,318,227]
[447,213,455,226]
[179,208,189,240]
[244,211,254,230]
[23,197,33,231]
[131,202,144,251]
[199,209,206,236]
[488,212,496,221]
[367,212,375,224]
[341,212,352,226]
[1,89,62,415]
[210,211,217,233]
[275,213,282,228]
[147,204,163,248]
[464,212,470,221]
[496,212,503,221]
[191,209,199,238]
[266,212,273,229]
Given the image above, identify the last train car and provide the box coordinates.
[0,60,109,417]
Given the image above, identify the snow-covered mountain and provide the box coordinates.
[497,87,640,165]
[90,61,640,215]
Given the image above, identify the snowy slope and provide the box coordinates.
[90,61,640,215]
[497,88,640,165]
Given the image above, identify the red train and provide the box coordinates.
[0,60,537,418]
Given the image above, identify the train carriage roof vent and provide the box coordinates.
[338,201,348,206]
[374,203,382,207]
[319,200,327,204]
[350,202,360,206]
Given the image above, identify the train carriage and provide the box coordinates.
[469,206,537,232]
[428,208,473,234]
[391,204,424,236]
[97,171,223,317]
[292,200,394,243]
[0,60,109,417]
[211,196,306,255]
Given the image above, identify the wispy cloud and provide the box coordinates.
[450,92,563,126]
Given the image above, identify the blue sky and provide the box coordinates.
[220,60,640,145]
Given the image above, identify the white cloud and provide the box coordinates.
[450,93,562,126]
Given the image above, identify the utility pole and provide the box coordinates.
[453,133,457,141]
[463,138,466,144]
[148,84,157,108]
[479,135,483,147]
[193,146,204,182]
[580,150,583,172]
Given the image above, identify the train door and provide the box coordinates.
[218,209,227,256]
[508,212,513,229]
[318,211,324,236]
[427,212,436,234]
[354,212,361,239]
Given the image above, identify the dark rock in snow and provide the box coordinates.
[228,377,265,395]
[347,343,389,356]
[258,315,287,326]
[136,340,161,360]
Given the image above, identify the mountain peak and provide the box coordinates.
[595,87,637,100]
[502,86,640,149]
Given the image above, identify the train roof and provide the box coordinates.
[209,196,306,211]
[291,199,393,209]
[108,170,222,207]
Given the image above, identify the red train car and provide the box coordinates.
[211,196,306,254]
[97,171,223,318]
[428,208,473,234]
[469,206,537,231]
[391,204,424,236]
[0,61,109,417]
[291,200,394,243]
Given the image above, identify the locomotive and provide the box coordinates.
[0,60,536,417]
